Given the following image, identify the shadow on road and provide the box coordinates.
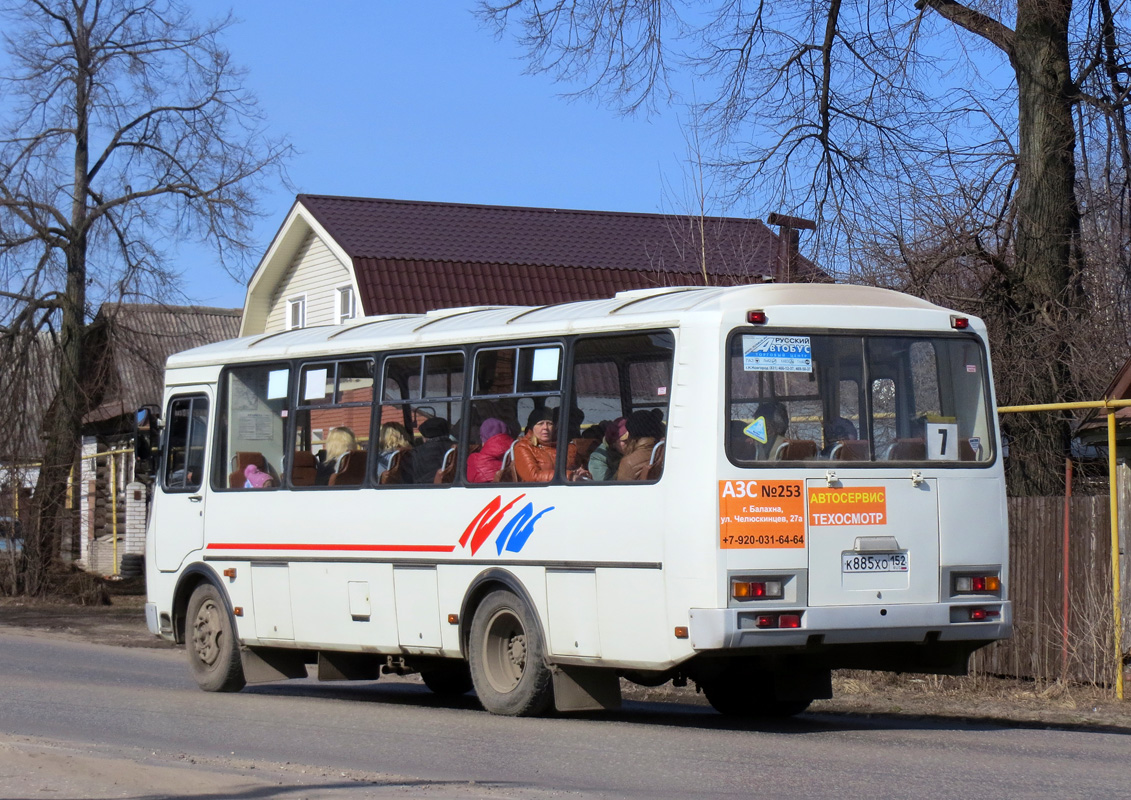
[241,679,1131,737]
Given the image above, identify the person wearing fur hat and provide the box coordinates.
[410,416,452,484]
[467,417,514,483]
[513,407,589,482]
[615,410,666,481]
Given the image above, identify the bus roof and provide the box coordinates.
[166,283,969,369]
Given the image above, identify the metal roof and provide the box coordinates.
[84,304,241,424]
[298,195,825,275]
[290,195,830,316]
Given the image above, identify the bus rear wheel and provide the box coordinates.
[468,590,553,716]
[420,662,473,696]
[700,671,812,718]
[186,583,245,693]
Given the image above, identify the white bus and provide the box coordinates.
[139,283,1010,717]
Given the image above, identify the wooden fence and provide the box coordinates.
[973,488,1130,685]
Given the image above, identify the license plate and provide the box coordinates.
[842,552,909,573]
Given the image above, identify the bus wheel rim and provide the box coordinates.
[192,598,223,667]
[483,607,526,693]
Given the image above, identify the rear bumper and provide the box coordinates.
[688,601,1012,650]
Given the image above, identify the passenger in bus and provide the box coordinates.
[243,463,275,488]
[467,417,514,483]
[315,426,358,485]
[410,416,452,484]
[820,417,858,458]
[514,407,589,482]
[752,401,789,460]
[571,422,604,469]
[588,417,627,481]
[616,410,665,481]
[376,421,412,480]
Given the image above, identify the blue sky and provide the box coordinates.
[177,2,706,308]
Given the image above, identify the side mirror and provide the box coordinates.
[134,406,160,478]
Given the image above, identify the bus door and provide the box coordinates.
[805,477,940,606]
[154,390,212,572]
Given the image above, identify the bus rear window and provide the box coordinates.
[727,333,993,464]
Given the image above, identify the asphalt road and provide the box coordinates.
[1,630,1129,800]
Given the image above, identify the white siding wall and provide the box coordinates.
[264,232,354,332]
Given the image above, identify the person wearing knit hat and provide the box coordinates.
[625,409,664,440]
[616,410,666,481]
[467,417,515,483]
[512,406,590,482]
[588,417,627,481]
[410,416,453,484]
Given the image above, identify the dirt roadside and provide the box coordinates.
[3,593,1130,732]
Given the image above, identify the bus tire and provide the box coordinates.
[186,583,246,693]
[420,662,474,696]
[701,672,811,718]
[468,589,553,716]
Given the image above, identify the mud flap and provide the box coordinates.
[241,646,308,683]
[552,665,622,712]
[317,651,381,681]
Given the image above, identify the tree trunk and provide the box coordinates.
[1000,0,1084,496]
[27,20,92,594]
[28,250,85,594]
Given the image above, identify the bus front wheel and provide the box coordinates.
[468,590,553,716]
[186,583,246,693]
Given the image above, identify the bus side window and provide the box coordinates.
[292,358,374,488]
[571,332,674,483]
[377,351,463,487]
[212,364,290,491]
[473,344,563,484]
[163,395,208,492]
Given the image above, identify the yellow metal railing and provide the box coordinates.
[997,398,1131,700]
[95,448,134,577]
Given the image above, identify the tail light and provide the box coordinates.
[954,574,1001,594]
[969,608,1001,622]
[754,612,803,629]
[732,579,784,601]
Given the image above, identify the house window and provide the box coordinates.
[337,286,357,324]
[287,296,306,330]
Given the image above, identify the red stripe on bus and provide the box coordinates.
[205,543,457,553]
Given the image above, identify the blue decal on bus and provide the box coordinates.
[460,494,553,556]
[496,502,556,554]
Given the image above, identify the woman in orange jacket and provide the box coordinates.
[513,407,590,482]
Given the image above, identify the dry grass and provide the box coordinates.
[815,670,1131,728]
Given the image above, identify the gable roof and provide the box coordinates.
[297,194,824,279]
[241,195,829,334]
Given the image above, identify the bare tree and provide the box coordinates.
[0,0,290,594]
[480,0,1131,494]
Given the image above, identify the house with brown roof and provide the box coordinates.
[1,303,240,574]
[76,304,240,572]
[1075,352,1131,462]
[240,195,828,336]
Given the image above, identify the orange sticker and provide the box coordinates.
[719,480,806,548]
[807,487,887,526]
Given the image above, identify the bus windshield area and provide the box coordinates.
[727,332,994,464]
